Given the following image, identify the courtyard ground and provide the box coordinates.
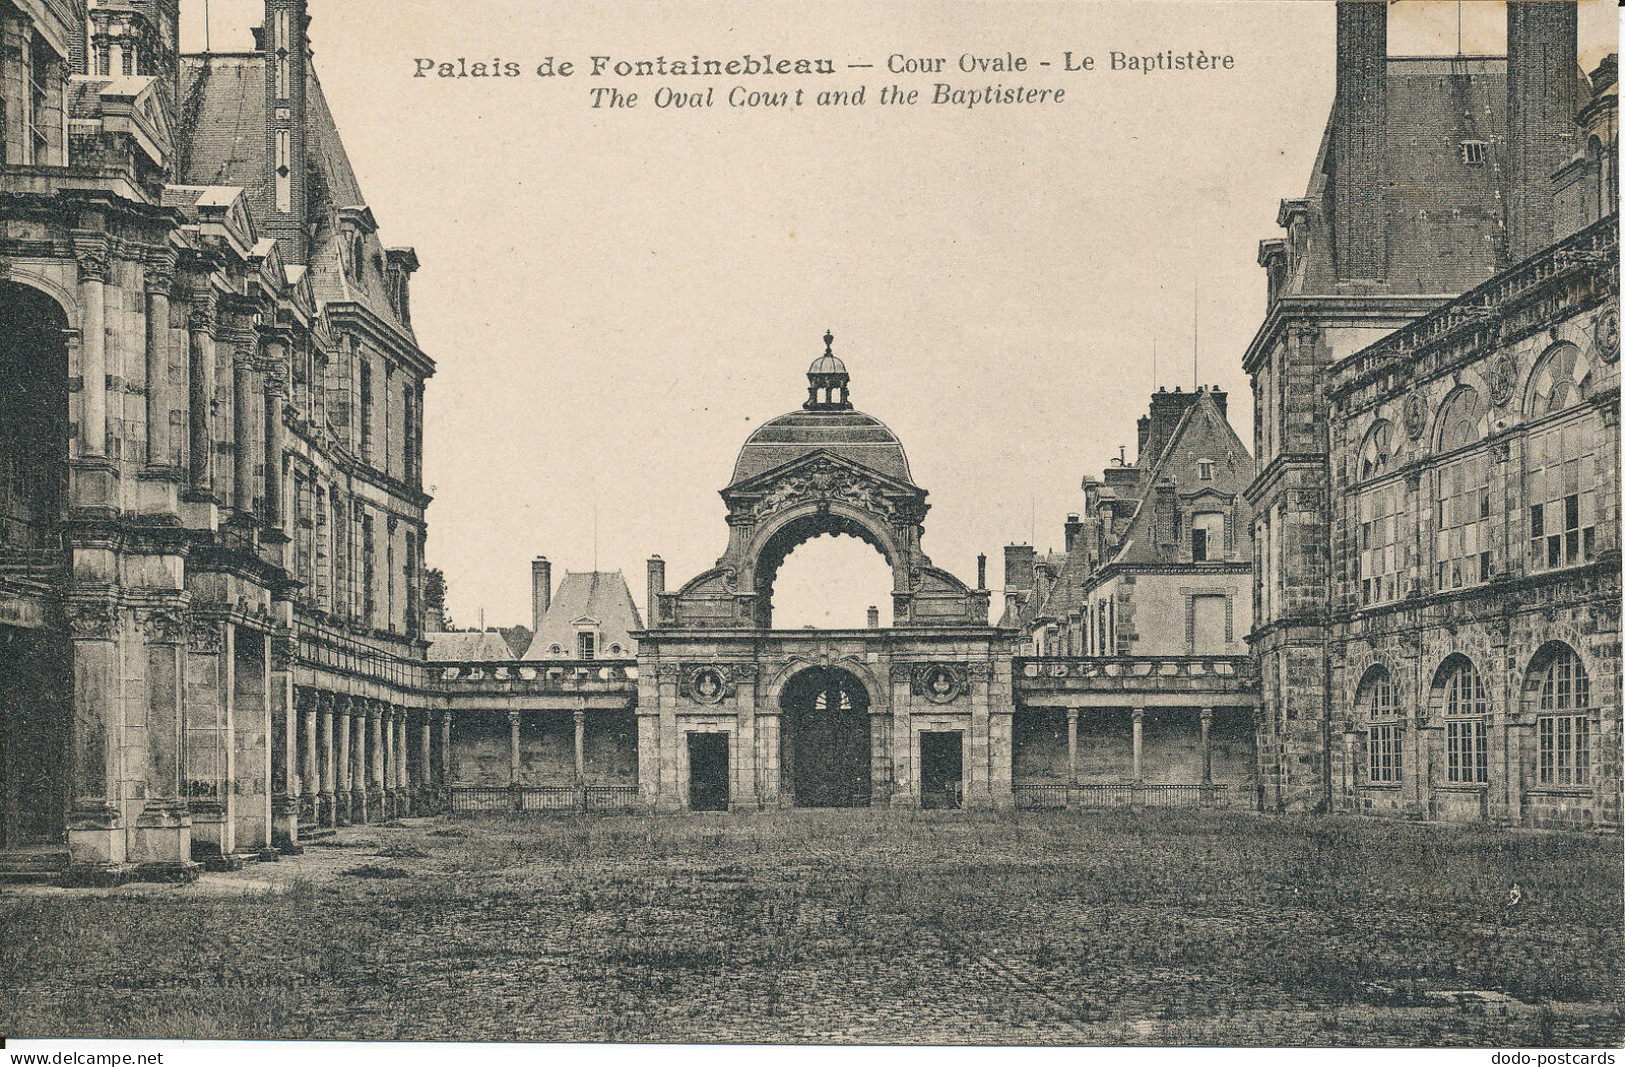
[0,808,1619,1046]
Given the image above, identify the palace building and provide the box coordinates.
[0,0,1618,887]
[1245,1,1619,827]
[0,0,440,884]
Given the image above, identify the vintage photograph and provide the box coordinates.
[0,0,1619,1052]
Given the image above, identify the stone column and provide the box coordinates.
[300,688,319,825]
[394,706,409,816]
[439,708,453,810]
[508,710,522,784]
[187,305,216,495]
[1066,708,1080,806]
[130,608,195,878]
[381,704,397,818]
[573,706,587,799]
[352,700,370,823]
[263,353,287,528]
[74,241,108,458]
[183,617,234,860]
[419,711,432,816]
[233,352,258,514]
[1200,707,1214,786]
[336,696,353,825]
[319,693,336,826]
[368,700,385,817]
[508,710,523,812]
[889,665,913,809]
[1132,708,1144,782]
[144,261,174,470]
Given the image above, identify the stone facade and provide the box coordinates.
[1245,0,1620,827]
[0,0,439,883]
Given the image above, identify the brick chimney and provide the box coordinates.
[1506,1,1579,263]
[1064,513,1084,554]
[646,556,666,628]
[1137,387,1201,468]
[531,557,551,633]
[866,605,880,629]
[255,0,311,262]
[1004,544,1036,591]
[1334,0,1388,282]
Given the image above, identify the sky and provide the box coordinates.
[179,1,1617,632]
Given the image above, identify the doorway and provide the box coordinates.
[780,667,872,808]
[919,730,963,810]
[687,732,730,812]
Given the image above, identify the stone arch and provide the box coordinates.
[764,653,886,713]
[1354,662,1397,721]
[0,281,73,550]
[1,271,79,330]
[1521,640,1593,713]
[745,501,910,627]
[776,663,875,808]
[1433,384,1488,454]
[1357,419,1394,481]
[1524,340,1594,420]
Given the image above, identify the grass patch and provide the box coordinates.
[0,810,1618,1045]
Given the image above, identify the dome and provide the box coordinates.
[730,408,913,487]
[808,353,848,376]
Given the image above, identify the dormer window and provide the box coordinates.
[1461,140,1487,166]
[1198,459,1215,481]
[577,632,596,660]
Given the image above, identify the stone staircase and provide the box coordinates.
[0,847,71,885]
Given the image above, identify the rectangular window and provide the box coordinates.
[1528,424,1597,574]
[361,512,376,628]
[1461,140,1487,166]
[577,632,595,660]
[1367,725,1401,783]
[1446,719,1489,784]
[359,357,374,465]
[1358,484,1402,604]
[1436,453,1490,591]
[1538,715,1590,786]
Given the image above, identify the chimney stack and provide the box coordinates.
[1334,0,1388,282]
[976,552,988,590]
[531,557,552,633]
[1506,1,1579,263]
[1064,513,1084,554]
[866,605,880,629]
[257,0,312,262]
[647,556,666,628]
[1004,544,1036,591]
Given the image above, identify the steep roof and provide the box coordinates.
[175,53,417,346]
[1108,391,1255,569]
[522,572,644,660]
[426,630,514,662]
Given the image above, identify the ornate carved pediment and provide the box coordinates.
[727,453,921,527]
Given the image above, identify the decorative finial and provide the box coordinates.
[824,330,834,357]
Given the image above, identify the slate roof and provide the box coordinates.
[731,409,913,487]
[522,572,644,660]
[426,630,515,662]
[175,53,417,346]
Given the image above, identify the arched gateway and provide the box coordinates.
[635,336,1017,811]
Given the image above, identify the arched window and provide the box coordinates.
[1358,666,1400,784]
[1434,655,1489,784]
[1525,342,1594,420]
[1436,386,1487,454]
[1359,420,1392,480]
[1526,643,1591,787]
